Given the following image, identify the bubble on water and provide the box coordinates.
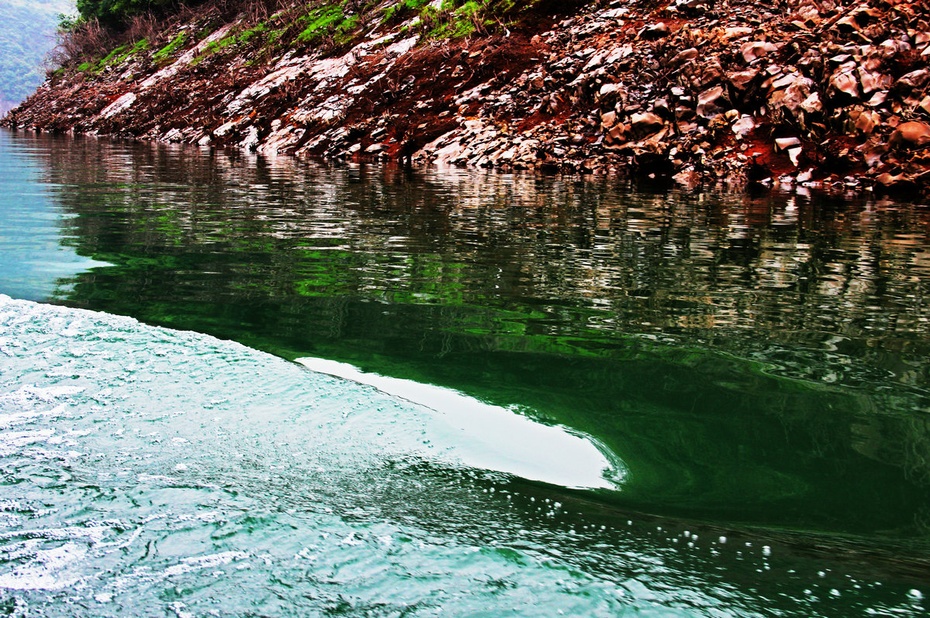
[718,536,727,544]
[762,546,771,557]
[908,589,924,600]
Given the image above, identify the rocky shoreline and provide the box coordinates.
[6,0,930,193]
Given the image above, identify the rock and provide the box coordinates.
[741,41,779,64]
[876,171,906,186]
[769,76,817,118]
[629,112,664,137]
[775,137,801,150]
[640,23,669,39]
[605,123,627,145]
[728,69,759,91]
[671,48,699,65]
[829,69,860,100]
[800,92,823,114]
[731,114,755,137]
[920,96,930,115]
[890,121,930,148]
[697,85,726,118]
[859,68,891,94]
[866,91,887,107]
[854,110,880,136]
[896,69,930,91]
[601,111,617,129]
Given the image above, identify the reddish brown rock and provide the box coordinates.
[891,122,930,148]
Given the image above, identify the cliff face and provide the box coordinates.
[6,0,930,192]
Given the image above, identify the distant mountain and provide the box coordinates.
[0,0,75,115]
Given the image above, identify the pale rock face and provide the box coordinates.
[101,92,136,118]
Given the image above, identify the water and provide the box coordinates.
[0,130,929,615]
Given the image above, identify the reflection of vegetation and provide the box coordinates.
[27,133,930,543]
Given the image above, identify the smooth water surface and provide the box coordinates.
[1,130,929,615]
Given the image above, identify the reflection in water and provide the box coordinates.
[0,131,109,300]
[1,295,923,616]
[1,130,930,613]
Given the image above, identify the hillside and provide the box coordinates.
[6,0,930,192]
[0,0,74,115]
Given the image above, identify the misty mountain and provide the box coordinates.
[0,0,74,115]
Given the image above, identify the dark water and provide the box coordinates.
[1,129,929,615]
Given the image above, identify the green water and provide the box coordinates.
[1,130,929,615]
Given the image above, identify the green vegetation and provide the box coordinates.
[383,0,533,39]
[381,0,431,24]
[74,37,149,73]
[152,31,186,63]
[75,0,202,27]
[194,22,270,63]
[297,3,360,46]
[47,0,553,86]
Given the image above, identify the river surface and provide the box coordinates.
[1,129,929,616]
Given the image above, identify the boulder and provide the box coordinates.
[629,111,665,137]
[697,85,726,119]
[890,121,930,148]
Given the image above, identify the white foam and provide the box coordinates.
[296,358,625,490]
[163,551,250,577]
[0,542,86,590]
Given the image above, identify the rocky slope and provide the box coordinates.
[5,0,930,192]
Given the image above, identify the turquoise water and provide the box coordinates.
[0,130,929,615]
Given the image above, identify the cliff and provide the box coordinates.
[5,0,930,192]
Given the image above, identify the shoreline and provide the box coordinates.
[5,0,930,195]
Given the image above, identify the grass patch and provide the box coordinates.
[381,0,432,24]
[193,22,270,64]
[152,31,187,64]
[296,2,362,46]
[297,4,346,43]
[383,0,536,39]
[76,37,149,74]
